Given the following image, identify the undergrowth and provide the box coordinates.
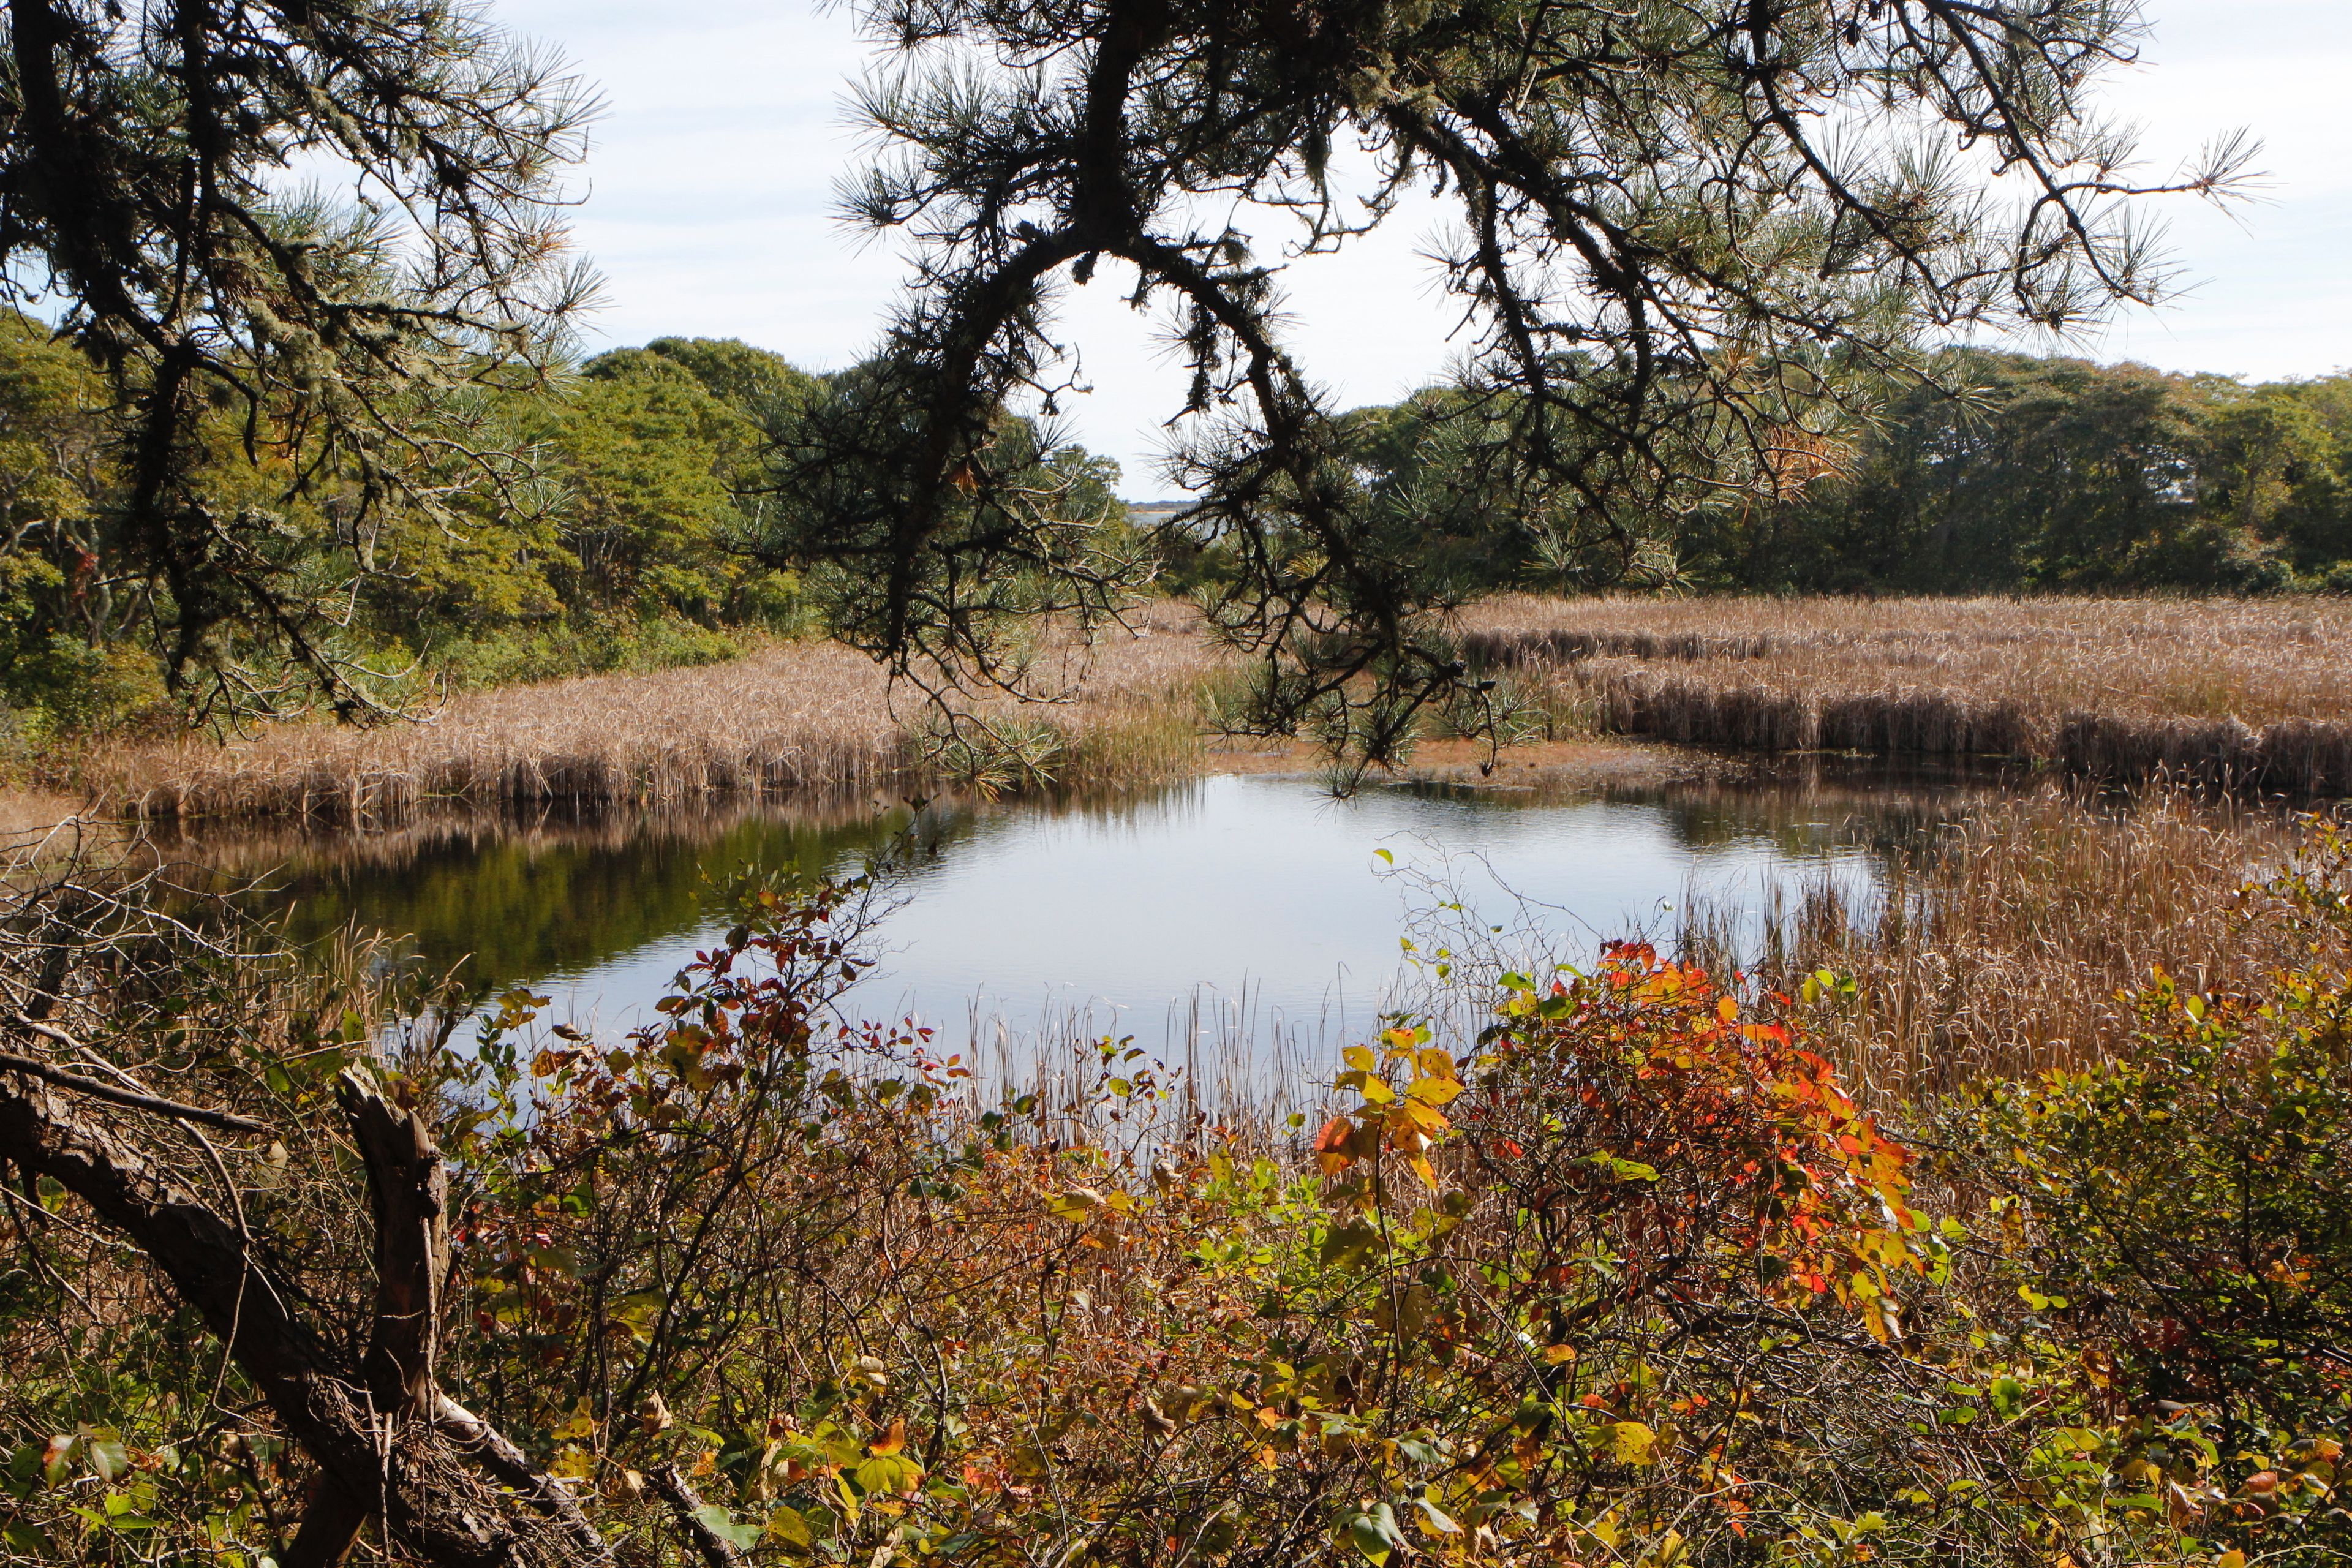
[5,831,2350,1568]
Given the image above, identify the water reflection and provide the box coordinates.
[159,762,2011,1060]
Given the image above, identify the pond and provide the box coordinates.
[164,764,1997,1074]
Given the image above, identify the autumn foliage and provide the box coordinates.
[9,843,2352,1568]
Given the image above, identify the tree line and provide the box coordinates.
[0,318,1119,743]
[1310,352,2352,601]
[11,317,2352,747]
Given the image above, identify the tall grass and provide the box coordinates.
[1679,784,2335,1108]
[58,603,1225,823]
[1465,595,2352,793]
[55,594,2352,823]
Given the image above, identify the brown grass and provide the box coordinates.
[51,594,2352,824]
[1679,784,2337,1109]
[56,602,1228,824]
[1464,595,2352,794]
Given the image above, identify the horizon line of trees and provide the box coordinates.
[0,318,1120,744]
[1312,349,2352,601]
[5,314,2350,747]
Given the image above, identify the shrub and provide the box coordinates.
[10,861,2348,1568]
[1940,824,2352,1563]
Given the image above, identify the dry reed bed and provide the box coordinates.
[1464,595,2352,793]
[64,603,1228,823]
[1681,785,2331,1109]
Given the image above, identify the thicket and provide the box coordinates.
[0,317,1121,745]
[1703,353,2352,595]
[4,825,2348,1568]
[1307,354,2352,601]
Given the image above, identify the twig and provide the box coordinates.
[0,1043,267,1134]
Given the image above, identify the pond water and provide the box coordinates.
[171,766,1988,1069]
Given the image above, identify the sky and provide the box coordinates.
[496,0,2352,497]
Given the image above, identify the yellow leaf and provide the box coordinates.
[2217,1553,2246,1568]
[1542,1344,1578,1365]
[1611,1421,1659,1466]
[1343,1046,1376,1072]
[769,1506,813,1548]
[1405,1076,1461,1106]
[870,1418,907,1457]
[1397,1097,1449,1132]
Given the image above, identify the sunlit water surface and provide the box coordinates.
[186,771,1966,1069]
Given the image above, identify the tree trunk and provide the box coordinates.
[0,1063,620,1568]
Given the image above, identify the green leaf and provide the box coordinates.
[1319,1222,1381,1268]
[854,1453,922,1498]
[1415,1496,1463,1534]
[1343,1503,1409,1564]
[85,1438,129,1483]
[694,1504,764,1551]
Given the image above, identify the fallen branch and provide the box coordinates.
[649,1463,752,1568]
[0,1045,268,1134]
[0,1062,621,1568]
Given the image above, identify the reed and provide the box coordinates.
[56,602,1227,824]
[1678,784,2335,1109]
[1464,594,2352,793]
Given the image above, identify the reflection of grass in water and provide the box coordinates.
[169,769,2274,1089]
[168,780,1235,1008]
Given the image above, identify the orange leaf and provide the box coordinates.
[1314,1115,1357,1174]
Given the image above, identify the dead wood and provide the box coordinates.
[0,1060,623,1568]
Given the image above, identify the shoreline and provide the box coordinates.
[23,594,2352,834]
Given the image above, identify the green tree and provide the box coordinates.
[554,353,769,622]
[0,0,596,722]
[637,336,826,439]
[1680,353,2352,594]
[2198,382,2352,581]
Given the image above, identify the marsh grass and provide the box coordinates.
[60,602,1226,823]
[53,594,2352,825]
[1678,783,2340,1108]
[1465,595,2352,793]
